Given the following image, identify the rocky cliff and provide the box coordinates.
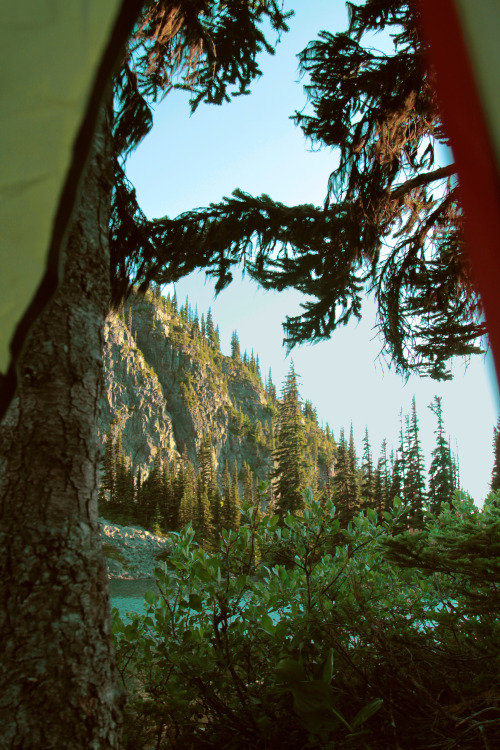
[99,290,275,481]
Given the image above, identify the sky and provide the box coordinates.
[126,0,500,504]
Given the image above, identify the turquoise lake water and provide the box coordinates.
[109,578,157,621]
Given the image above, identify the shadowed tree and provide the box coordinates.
[140,0,486,381]
[0,2,291,745]
[491,418,500,493]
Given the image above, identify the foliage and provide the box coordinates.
[112,492,500,748]
[120,0,487,381]
[110,0,292,303]
[491,417,500,492]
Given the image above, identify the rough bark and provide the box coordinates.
[0,106,123,748]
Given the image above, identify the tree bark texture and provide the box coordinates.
[0,108,123,748]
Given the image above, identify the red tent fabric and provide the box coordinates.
[416,0,500,392]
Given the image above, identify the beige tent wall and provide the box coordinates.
[0,0,123,376]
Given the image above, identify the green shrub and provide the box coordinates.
[112,493,500,749]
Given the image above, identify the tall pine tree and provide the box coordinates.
[428,396,455,513]
[360,427,375,513]
[272,364,307,518]
[333,428,351,528]
[404,397,426,527]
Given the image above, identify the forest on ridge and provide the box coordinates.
[99,286,465,544]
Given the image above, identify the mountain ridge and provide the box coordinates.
[98,288,335,512]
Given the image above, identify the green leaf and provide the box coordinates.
[322,648,334,684]
[144,590,158,605]
[261,613,275,633]
[188,593,203,612]
[124,623,139,642]
[351,698,384,729]
[276,658,306,684]
[111,610,124,635]
[236,574,248,591]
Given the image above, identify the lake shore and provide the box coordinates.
[100,517,172,580]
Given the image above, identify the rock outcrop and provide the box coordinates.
[100,291,274,480]
[100,517,172,579]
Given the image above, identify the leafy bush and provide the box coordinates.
[112,493,500,749]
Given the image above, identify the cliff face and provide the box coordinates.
[100,292,274,480]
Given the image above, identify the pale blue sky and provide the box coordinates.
[126,0,499,503]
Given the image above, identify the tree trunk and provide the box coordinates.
[0,106,123,748]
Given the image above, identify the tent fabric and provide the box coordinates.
[0,0,143,420]
[455,0,500,171]
[417,0,500,395]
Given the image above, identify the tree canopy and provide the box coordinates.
[110,0,291,302]
[111,0,487,381]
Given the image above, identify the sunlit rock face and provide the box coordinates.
[99,291,274,480]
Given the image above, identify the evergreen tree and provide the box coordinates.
[303,400,318,424]
[192,312,200,340]
[160,457,177,531]
[255,354,261,383]
[272,364,307,518]
[231,461,241,531]
[196,434,217,545]
[205,308,218,349]
[404,397,426,527]
[180,300,189,323]
[428,396,455,513]
[177,461,197,530]
[491,417,500,492]
[347,424,360,514]
[360,427,375,512]
[266,368,277,402]
[195,483,214,548]
[389,447,403,506]
[221,460,240,532]
[450,442,461,492]
[333,428,352,528]
[214,325,221,352]
[230,330,241,361]
[242,461,255,506]
[138,454,163,528]
[374,439,390,515]
[390,411,407,506]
